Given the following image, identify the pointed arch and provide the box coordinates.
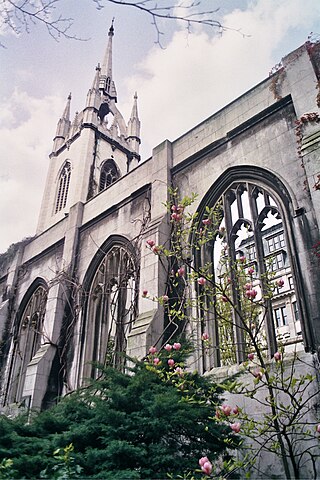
[194,166,312,370]
[79,236,138,383]
[4,278,48,405]
[99,159,120,191]
[55,161,71,213]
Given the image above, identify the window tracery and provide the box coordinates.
[81,244,137,381]
[199,181,302,368]
[5,284,47,404]
[55,161,71,213]
[99,160,119,192]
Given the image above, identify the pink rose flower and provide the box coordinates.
[247,353,254,361]
[199,456,209,467]
[274,351,282,362]
[146,239,155,247]
[276,279,284,288]
[164,344,172,351]
[245,289,257,299]
[316,424,320,433]
[197,277,206,286]
[152,245,159,254]
[176,204,184,213]
[177,266,185,277]
[153,357,160,365]
[175,367,184,376]
[162,295,169,302]
[202,332,209,341]
[168,358,175,367]
[173,342,181,350]
[247,266,254,275]
[253,368,263,380]
[149,346,157,354]
[221,295,228,303]
[202,218,211,226]
[233,406,239,415]
[142,290,148,297]
[230,422,241,433]
[171,212,182,221]
[201,461,213,475]
[239,256,246,263]
[221,404,232,416]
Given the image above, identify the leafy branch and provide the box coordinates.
[1,0,242,48]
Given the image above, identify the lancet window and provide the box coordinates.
[81,244,137,381]
[55,161,71,213]
[198,181,303,369]
[5,283,47,404]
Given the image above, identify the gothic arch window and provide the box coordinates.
[196,170,307,370]
[80,241,137,382]
[5,281,47,405]
[55,161,71,213]
[99,159,119,192]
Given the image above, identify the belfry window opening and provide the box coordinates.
[99,160,119,192]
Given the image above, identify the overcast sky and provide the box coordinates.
[0,0,320,254]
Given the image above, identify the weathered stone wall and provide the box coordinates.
[0,43,319,420]
[207,352,320,479]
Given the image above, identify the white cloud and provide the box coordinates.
[0,90,63,252]
[123,0,320,157]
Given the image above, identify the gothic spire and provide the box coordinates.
[99,19,117,101]
[127,92,141,154]
[130,92,139,121]
[85,64,101,111]
[62,92,71,120]
[91,64,101,91]
[52,93,71,151]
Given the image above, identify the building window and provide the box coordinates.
[55,162,71,213]
[99,160,119,191]
[288,277,294,290]
[81,244,137,381]
[5,284,47,404]
[274,306,288,328]
[292,301,300,322]
[267,233,285,252]
[269,252,284,271]
[246,244,256,261]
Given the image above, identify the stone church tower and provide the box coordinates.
[0,31,320,426]
[37,22,141,234]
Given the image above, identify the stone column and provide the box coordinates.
[127,140,172,359]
